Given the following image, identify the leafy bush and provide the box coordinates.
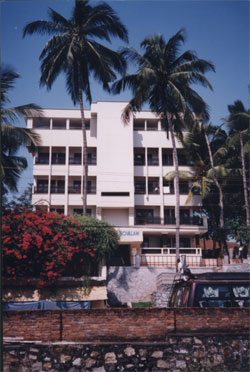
[2,209,99,287]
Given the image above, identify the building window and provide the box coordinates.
[179,181,189,194]
[163,180,174,194]
[36,180,48,193]
[33,118,50,129]
[52,119,66,129]
[134,150,145,166]
[133,119,145,131]
[73,208,92,215]
[69,153,81,165]
[52,152,65,165]
[162,149,173,166]
[36,152,49,164]
[146,119,158,131]
[147,149,159,166]
[51,180,65,194]
[148,178,159,194]
[135,209,160,225]
[134,178,146,194]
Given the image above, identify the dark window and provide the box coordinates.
[101,192,129,196]
[52,153,65,165]
[179,181,189,194]
[69,153,81,165]
[36,180,48,193]
[148,153,159,166]
[36,153,49,164]
[162,150,173,166]
[135,181,146,194]
[134,153,145,166]
[51,180,65,193]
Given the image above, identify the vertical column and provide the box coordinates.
[48,145,52,209]
[65,146,69,216]
[66,118,70,130]
[129,207,134,226]
[159,147,164,224]
[96,207,102,220]
[145,147,148,195]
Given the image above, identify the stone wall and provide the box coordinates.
[3,336,249,372]
[107,266,216,305]
[3,308,249,343]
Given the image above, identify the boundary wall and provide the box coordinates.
[3,308,249,342]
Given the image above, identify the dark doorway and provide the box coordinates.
[108,245,131,266]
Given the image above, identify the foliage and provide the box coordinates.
[2,210,98,287]
[73,214,119,261]
[3,184,33,210]
[1,65,41,195]
[112,29,214,266]
[23,0,128,215]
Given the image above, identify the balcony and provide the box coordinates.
[51,186,65,194]
[141,247,203,267]
[69,156,81,165]
[85,186,96,194]
[135,216,161,225]
[180,216,203,225]
[68,186,81,194]
[35,155,49,165]
[34,186,48,194]
[52,154,66,165]
[164,216,203,226]
[135,182,146,194]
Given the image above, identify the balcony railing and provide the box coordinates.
[51,158,65,165]
[135,183,146,194]
[69,157,96,165]
[180,216,203,225]
[87,157,96,165]
[147,158,159,166]
[35,156,49,165]
[134,159,145,166]
[68,186,81,194]
[85,186,96,194]
[135,216,161,225]
[141,247,203,267]
[69,157,81,165]
[164,216,203,225]
[51,186,65,194]
[34,186,48,194]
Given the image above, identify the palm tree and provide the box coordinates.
[168,122,229,257]
[226,100,250,225]
[1,66,41,195]
[112,29,215,270]
[23,0,128,215]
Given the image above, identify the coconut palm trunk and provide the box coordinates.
[167,113,180,270]
[204,128,225,257]
[78,88,88,215]
[239,131,249,224]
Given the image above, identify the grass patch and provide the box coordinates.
[132,302,152,308]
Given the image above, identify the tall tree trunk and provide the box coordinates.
[167,113,180,272]
[239,132,249,225]
[78,87,88,216]
[204,129,225,258]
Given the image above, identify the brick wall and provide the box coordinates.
[3,308,249,343]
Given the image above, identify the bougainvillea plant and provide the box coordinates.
[2,209,103,287]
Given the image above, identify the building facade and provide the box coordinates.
[27,101,207,268]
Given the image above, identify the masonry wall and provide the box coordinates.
[3,337,250,372]
[3,308,249,343]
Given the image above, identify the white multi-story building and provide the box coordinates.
[27,101,207,268]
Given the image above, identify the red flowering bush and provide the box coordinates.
[2,209,98,287]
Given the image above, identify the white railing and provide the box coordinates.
[140,247,202,267]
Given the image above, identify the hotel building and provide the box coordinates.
[27,101,208,269]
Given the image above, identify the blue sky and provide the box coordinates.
[2,0,249,197]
